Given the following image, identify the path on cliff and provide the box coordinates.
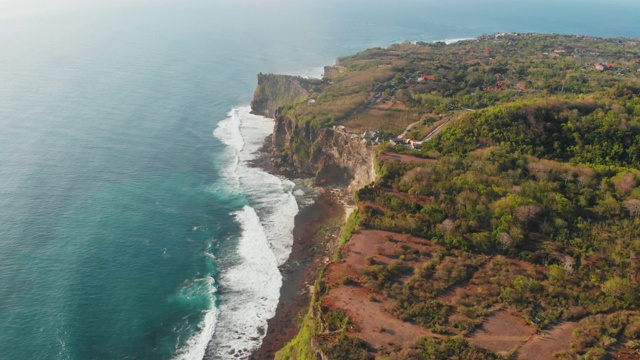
[420,119,452,142]
[397,120,422,139]
[398,117,452,143]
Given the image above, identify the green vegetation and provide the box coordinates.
[278,33,640,135]
[379,337,503,360]
[363,144,640,330]
[340,208,363,245]
[423,95,640,167]
[275,312,317,360]
[556,312,640,359]
[270,33,640,359]
[251,74,317,115]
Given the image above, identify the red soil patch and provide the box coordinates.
[372,101,395,110]
[379,152,435,165]
[322,286,434,349]
[321,230,440,351]
[515,322,578,360]
[392,101,408,110]
[613,347,640,360]
[372,100,408,110]
[468,310,535,355]
[366,109,388,116]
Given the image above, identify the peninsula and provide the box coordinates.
[251,33,640,360]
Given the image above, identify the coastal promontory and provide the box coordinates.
[253,33,640,360]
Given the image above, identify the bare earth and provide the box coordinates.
[314,229,577,358]
[378,151,435,165]
[322,230,440,351]
[515,321,578,360]
[468,310,536,356]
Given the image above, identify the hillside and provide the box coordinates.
[255,33,640,360]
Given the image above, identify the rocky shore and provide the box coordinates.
[247,74,375,358]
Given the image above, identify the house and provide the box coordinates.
[362,130,380,140]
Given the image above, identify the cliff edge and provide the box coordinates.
[251,74,375,192]
[250,73,311,118]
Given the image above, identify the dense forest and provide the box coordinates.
[273,34,640,359]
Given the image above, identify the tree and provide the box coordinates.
[614,172,637,197]
[602,277,637,305]
[562,255,576,275]
[623,199,640,217]
[515,204,541,224]
[497,232,514,252]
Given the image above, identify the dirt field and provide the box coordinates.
[319,230,576,358]
[321,230,440,351]
[468,310,536,355]
[378,151,435,165]
[515,321,578,360]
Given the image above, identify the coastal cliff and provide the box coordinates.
[271,113,375,191]
[250,74,311,118]
[252,73,375,192]
[249,71,375,359]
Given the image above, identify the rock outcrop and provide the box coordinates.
[251,74,375,192]
[271,112,374,192]
[250,73,310,118]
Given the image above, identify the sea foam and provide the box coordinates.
[201,106,298,358]
[172,277,219,360]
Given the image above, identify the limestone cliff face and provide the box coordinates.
[270,111,375,192]
[250,73,310,118]
[251,72,375,191]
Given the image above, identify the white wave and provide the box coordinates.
[410,37,477,45]
[299,66,325,79]
[214,106,298,266]
[444,37,476,44]
[202,106,298,358]
[172,277,219,360]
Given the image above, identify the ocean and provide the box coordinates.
[1,0,639,359]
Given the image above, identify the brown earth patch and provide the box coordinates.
[392,101,408,110]
[379,151,435,165]
[371,100,408,110]
[468,310,535,355]
[612,347,640,360]
[322,285,435,351]
[515,322,578,360]
[321,230,440,352]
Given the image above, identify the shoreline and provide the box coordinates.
[248,139,345,359]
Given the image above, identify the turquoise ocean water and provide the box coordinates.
[1,1,639,359]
